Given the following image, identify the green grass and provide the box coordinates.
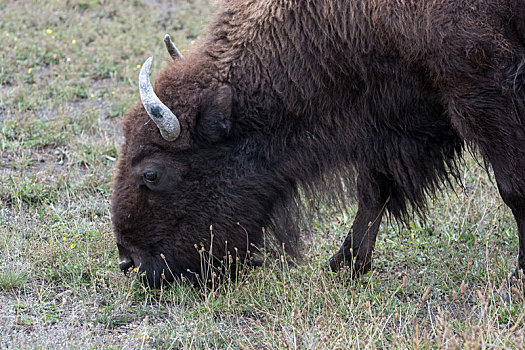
[1,0,524,348]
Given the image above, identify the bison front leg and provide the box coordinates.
[329,170,391,277]
[496,181,525,287]
[445,70,525,288]
[478,139,525,287]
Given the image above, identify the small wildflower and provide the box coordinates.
[90,93,95,98]
[67,57,71,62]
[107,261,112,266]
[51,36,55,39]
[14,37,18,41]
[62,237,66,241]
[197,36,201,40]
[70,244,76,249]
[27,68,32,74]
[133,268,138,272]
[190,40,195,45]
[411,233,415,239]
[46,29,53,34]
[136,64,141,69]
[181,49,185,53]
[71,39,76,44]
[111,90,115,95]
[5,33,9,37]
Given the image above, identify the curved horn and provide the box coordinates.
[139,57,181,141]
[164,34,184,60]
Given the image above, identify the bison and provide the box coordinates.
[111,0,525,288]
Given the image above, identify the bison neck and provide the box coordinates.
[198,1,381,249]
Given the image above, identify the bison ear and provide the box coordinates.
[196,85,233,143]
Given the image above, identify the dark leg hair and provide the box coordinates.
[329,170,392,276]
[495,172,525,283]
[445,70,525,284]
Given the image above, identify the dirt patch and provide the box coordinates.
[0,146,68,173]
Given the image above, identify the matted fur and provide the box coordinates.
[112,0,525,287]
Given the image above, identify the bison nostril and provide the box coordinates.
[119,257,134,272]
[117,243,135,272]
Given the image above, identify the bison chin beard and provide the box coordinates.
[136,246,260,290]
[139,257,204,289]
[135,252,215,289]
[136,257,176,289]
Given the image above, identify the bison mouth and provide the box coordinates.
[117,243,178,288]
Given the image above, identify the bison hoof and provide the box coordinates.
[328,250,371,278]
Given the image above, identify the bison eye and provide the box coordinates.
[143,170,158,183]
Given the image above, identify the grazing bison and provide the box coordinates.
[112,0,525,288]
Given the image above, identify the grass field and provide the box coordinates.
[1,0,524,348]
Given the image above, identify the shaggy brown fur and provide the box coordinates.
[112,0,525,288]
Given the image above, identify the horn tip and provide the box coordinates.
[142,56,153,71]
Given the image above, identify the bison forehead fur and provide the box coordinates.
[111,0,525,288]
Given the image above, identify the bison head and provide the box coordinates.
[111,41,276,288]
